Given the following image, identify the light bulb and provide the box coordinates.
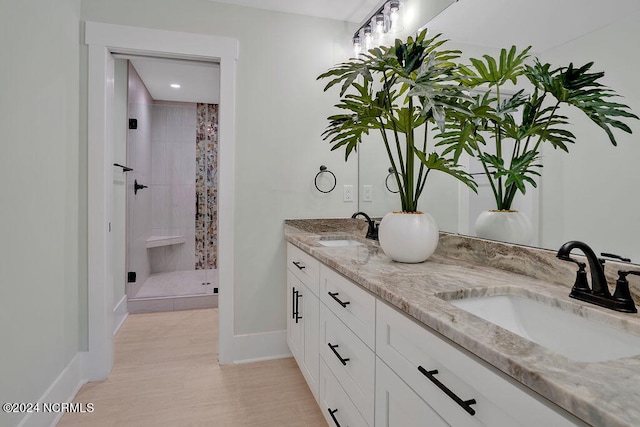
[388,1,403,33]
[363,25,373,51]
[375,13,385,34]
[353,36,361,57]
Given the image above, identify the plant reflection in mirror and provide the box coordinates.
[437,46,638,210]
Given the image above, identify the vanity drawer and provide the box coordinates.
[375,356,450,427]
[319,358,369,427]
[320,304,375,425]
[376,300,580,427]
[287,243,320,295]
[320,264,376,348]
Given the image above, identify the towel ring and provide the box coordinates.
[385,167,400,193]
[315,165,337,193]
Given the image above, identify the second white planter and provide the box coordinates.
[474,210,533,245]
[378,212,439,263]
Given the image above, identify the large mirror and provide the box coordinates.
[357,0,640,263]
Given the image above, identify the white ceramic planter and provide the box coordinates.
[474,210,533,245]
[378,212,439,263]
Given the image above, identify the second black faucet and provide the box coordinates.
[351,212,379,240]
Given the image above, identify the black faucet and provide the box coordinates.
[556,240,637,313]
[351,212,378,240]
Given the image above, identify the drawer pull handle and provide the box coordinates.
[292,261,306,270]
[328,292,350,308]
[327,408,341,427]
[418,366,477,416]
[328,343,350,366]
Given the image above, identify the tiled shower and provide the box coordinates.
[126,63,218,312]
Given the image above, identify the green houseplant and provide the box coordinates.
[317,30,477,262]
[436,46,637,242]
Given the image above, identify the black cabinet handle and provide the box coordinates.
[328,343,350,366]
[295,290,302,323]
[292,261,306,270]
[327,408,341,427]
[418,366,477,416]
[291,287,296,320]
[113,163,133,172]
[328,292,350,308]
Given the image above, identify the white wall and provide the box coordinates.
[538,12,640,261]
[81,0,357,335]
[0,0,82,424]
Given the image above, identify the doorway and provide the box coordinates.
[117,56,221,313]
[85,22,238,381]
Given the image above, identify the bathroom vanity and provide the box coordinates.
[284,218,640,427]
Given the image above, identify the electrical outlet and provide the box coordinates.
[363,185,372,202]
[343,185,354,202]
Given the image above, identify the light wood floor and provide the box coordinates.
[58,309,327,426]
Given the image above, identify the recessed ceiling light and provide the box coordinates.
[170,83,181,89]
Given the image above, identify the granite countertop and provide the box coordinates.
[284,218,640,427]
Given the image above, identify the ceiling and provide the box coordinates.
[128,56,220,104]
[208,0,382,23]
[425,0,636,53]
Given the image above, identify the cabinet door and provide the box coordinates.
[302,283,319,399]
[287,271,303,362]
[287,243,320,295]
[320,304,375,425]
[320,265,376,348]
[319,358,369,427]
[376,300,583,427]
[376,357,449,427]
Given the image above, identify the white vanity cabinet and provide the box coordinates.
[286,243,320,399]
[285,243,587,427]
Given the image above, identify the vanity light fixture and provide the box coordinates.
[170,83,181,88]
[352,0,404,57]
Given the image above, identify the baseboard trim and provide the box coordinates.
[113,295,128,336]
[230,329,291,364]
[17,352,88,427]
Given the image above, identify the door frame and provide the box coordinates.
[85,22,238,380]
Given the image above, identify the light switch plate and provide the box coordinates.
[343,185,354,202]
[363,185,372,202]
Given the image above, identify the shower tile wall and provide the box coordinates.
[149,102,197,273]
[196,104,218,270]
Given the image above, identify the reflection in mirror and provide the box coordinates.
[357,0,640,263]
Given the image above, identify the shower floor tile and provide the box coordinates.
[134,269,218,298]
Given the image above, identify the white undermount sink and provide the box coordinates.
[442,291,640,362]
[317,237,364,247]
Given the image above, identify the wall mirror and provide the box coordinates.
[355,0,640,263]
